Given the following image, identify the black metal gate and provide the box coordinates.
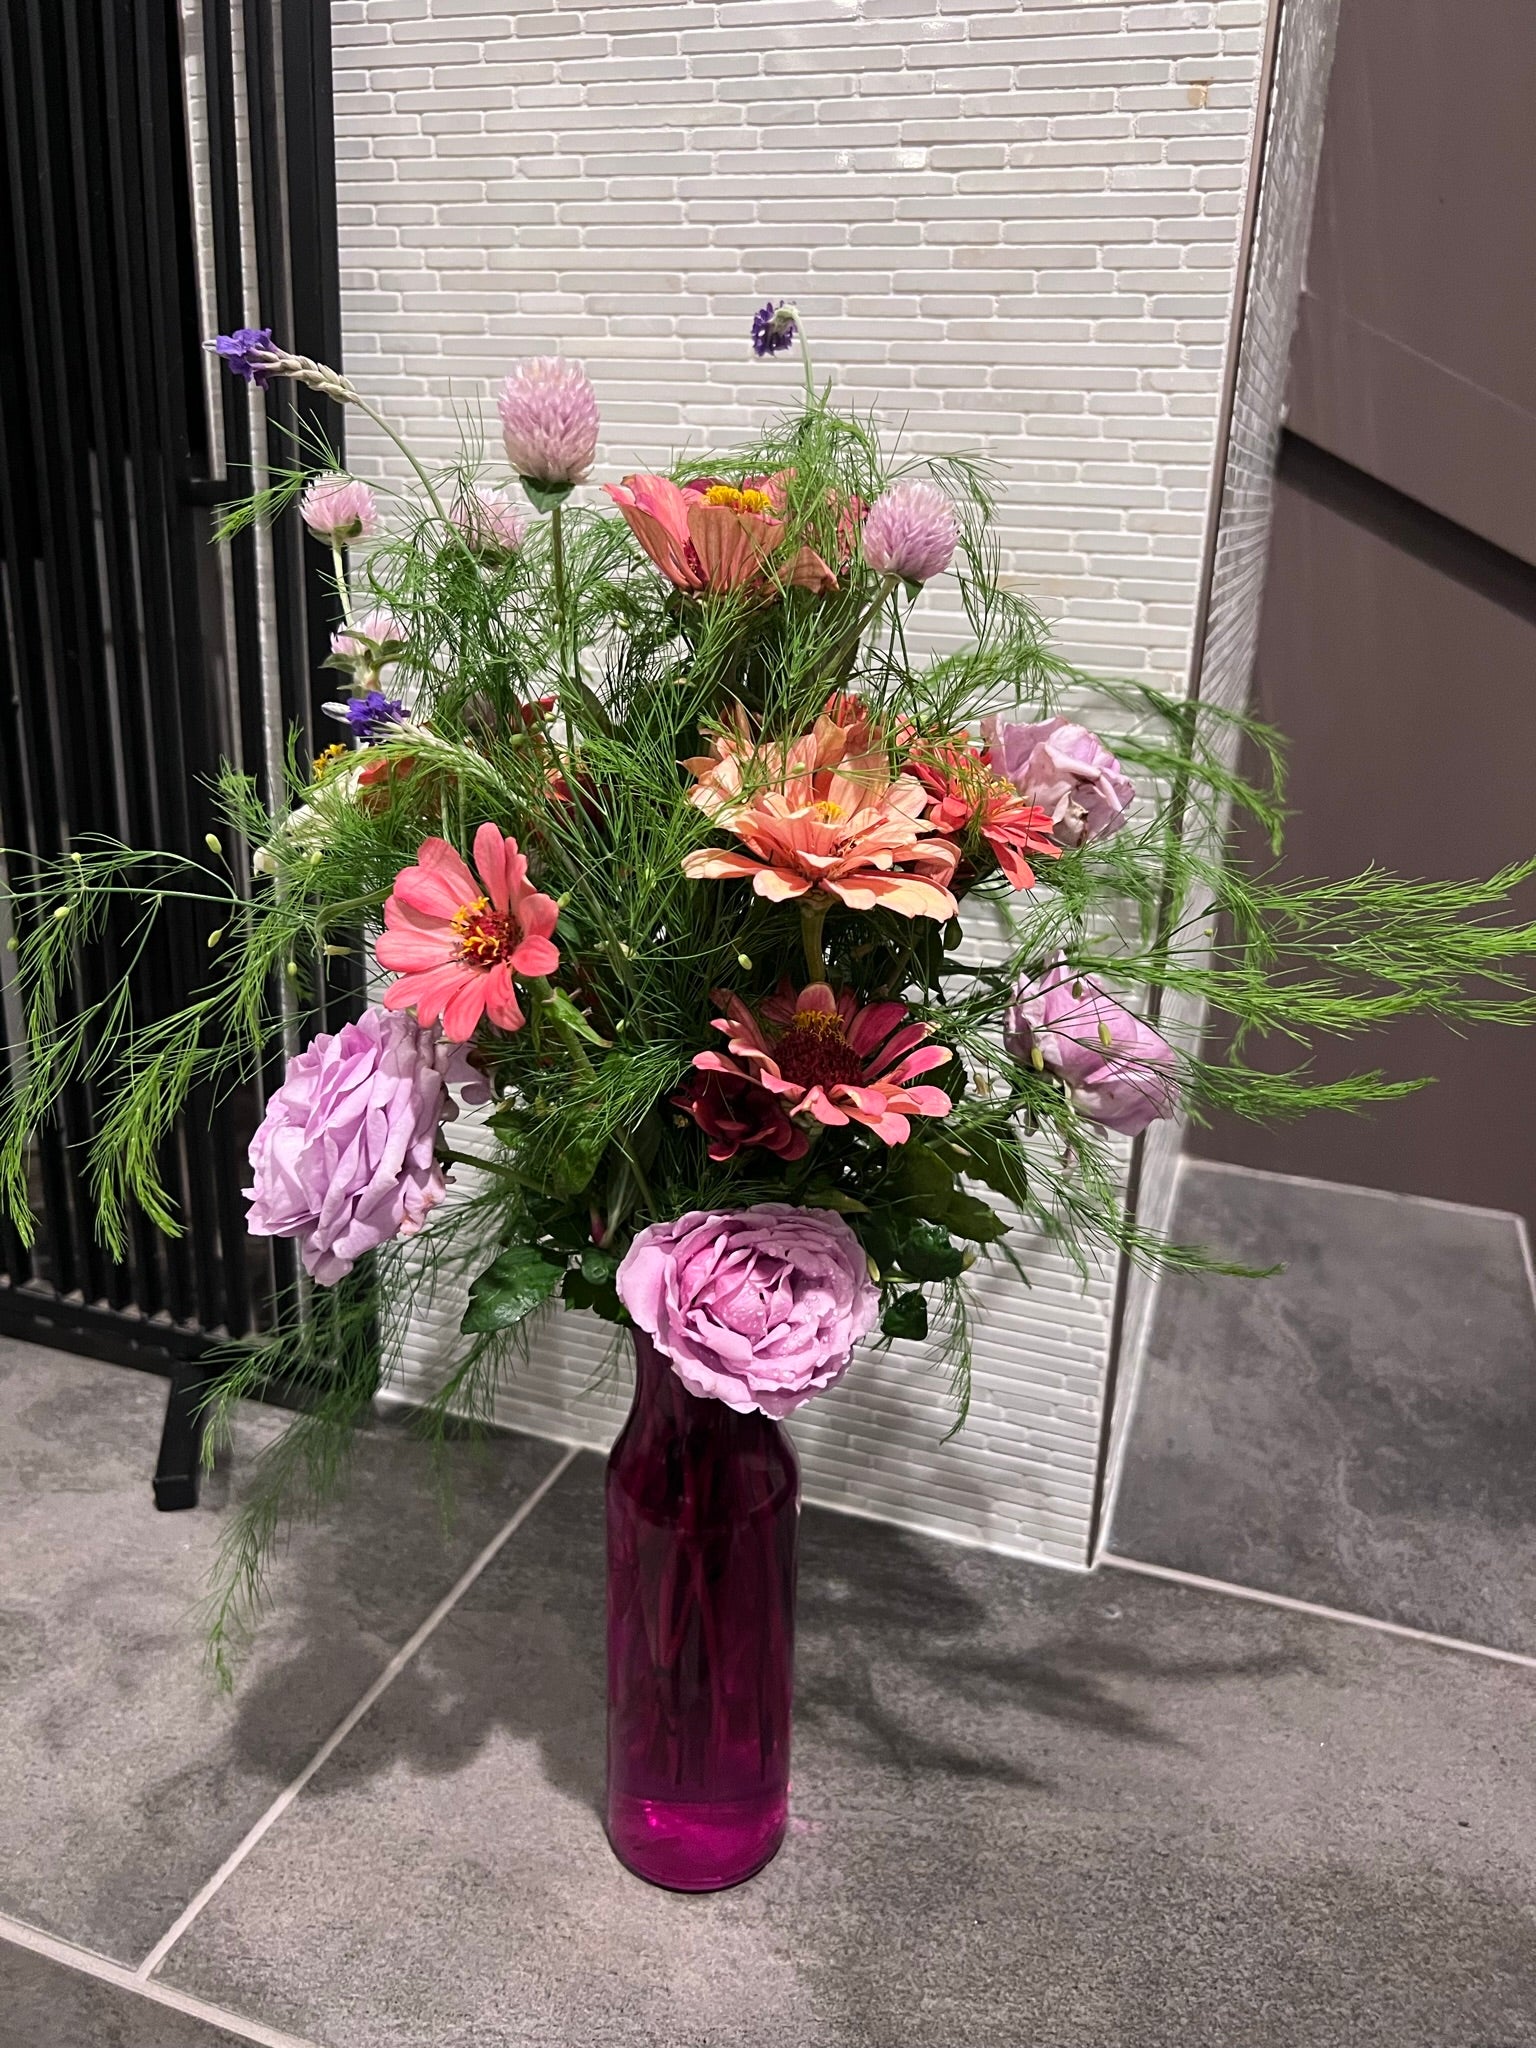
[0,1,343,1440]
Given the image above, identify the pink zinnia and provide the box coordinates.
[498,358,600,488]
[862,480,958,584]
[300,473,378,543]
[375,824,561,1041]
[689,981,953,1149]
[451,485,528,561]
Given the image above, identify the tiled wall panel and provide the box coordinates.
[334,0,1326,1563]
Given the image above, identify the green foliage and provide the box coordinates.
[460,1245,565,1336]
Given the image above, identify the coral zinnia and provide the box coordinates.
[682,718,960,921]
[605,473,836,597]
[375,824,560,1040]
[686,982,953,1150]
[911,741,1063,890]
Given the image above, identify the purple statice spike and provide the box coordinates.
[321,690,409,739]
[750,301,797,358]
[209,328,279,387]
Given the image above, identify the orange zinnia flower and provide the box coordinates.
[912,740,1062,891]
[682,719,959,921]
[605,473,836,597]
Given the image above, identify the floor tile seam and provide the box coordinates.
[134,1443,582,1982]
[1100,1553,1536,1670]
[1185,1155,1530,1231]
[0,1912,322,2048]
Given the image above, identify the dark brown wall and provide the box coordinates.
[1288,1,1536,565]
[1191,0,1536,1224]
[1191,468,1536,1221]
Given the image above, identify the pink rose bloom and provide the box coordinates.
[498,357,600,488]
[1004,960,1178,1138]
[244,1007,488,1285]
[861,479,958,584]
[452,486,528,561]
[616,1204,880,1418]
[300,473,378,543]
[983,716,1134,847]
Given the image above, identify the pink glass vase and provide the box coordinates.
[605,1330,799,1891]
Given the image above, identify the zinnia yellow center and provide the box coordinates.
[774,1009,867,1090]
[811,799,845,823]
[450,894,514,967]
[703,484,774,515]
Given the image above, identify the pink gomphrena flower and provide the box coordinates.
[376,824,561,1042]
[497,358,600,495]
[300,472,379,543]
[862,479,958,585]
[451,485,529,563]
[330,609,408,666]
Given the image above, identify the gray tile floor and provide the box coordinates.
[1111,1161,1536,1654]
[2,1175,1534,2048]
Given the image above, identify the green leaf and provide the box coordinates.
[881,1290,929,1342]
[895,1220,967,1282]
[949,1128,1030,1209]
[460,1245,563,1336]
[895,1144,956,1204]
[519,476,574,513]
[579,1247,620,1283]
[805,1187,871,1214]
[541,986,611,1048]
[936,1189,1009,1245]
[562,1266,628,1324]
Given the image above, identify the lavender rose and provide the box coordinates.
[984,715,1134,847]
[1005,959,1178,1138]
[616,1204,879,1418]
[245,1007,487,1284]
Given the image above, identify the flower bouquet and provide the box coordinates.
[4,305,1533,1890]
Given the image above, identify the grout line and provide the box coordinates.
[1100,1553,1536,1671]
[1516,1214,1536,1320]
[135,1445,581,1981]
[0,1912,322,2048]
[1185,1156,1529,1228]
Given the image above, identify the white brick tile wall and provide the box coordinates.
[333,0,1326,1564]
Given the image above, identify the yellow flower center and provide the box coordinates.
[811,798,845,823]
[311,743,348,777]
[449,893,514,967]
[702,484,774,515]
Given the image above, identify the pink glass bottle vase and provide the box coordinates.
[605,1330,799,1891]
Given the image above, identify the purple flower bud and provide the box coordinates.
[210,328,278,387]
[862,480,959,584]
[497,358,600,492]
[300,473,378,543]
[983,716,1135,847]
[1004,959,1178,1138]
[751,301,798,357]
